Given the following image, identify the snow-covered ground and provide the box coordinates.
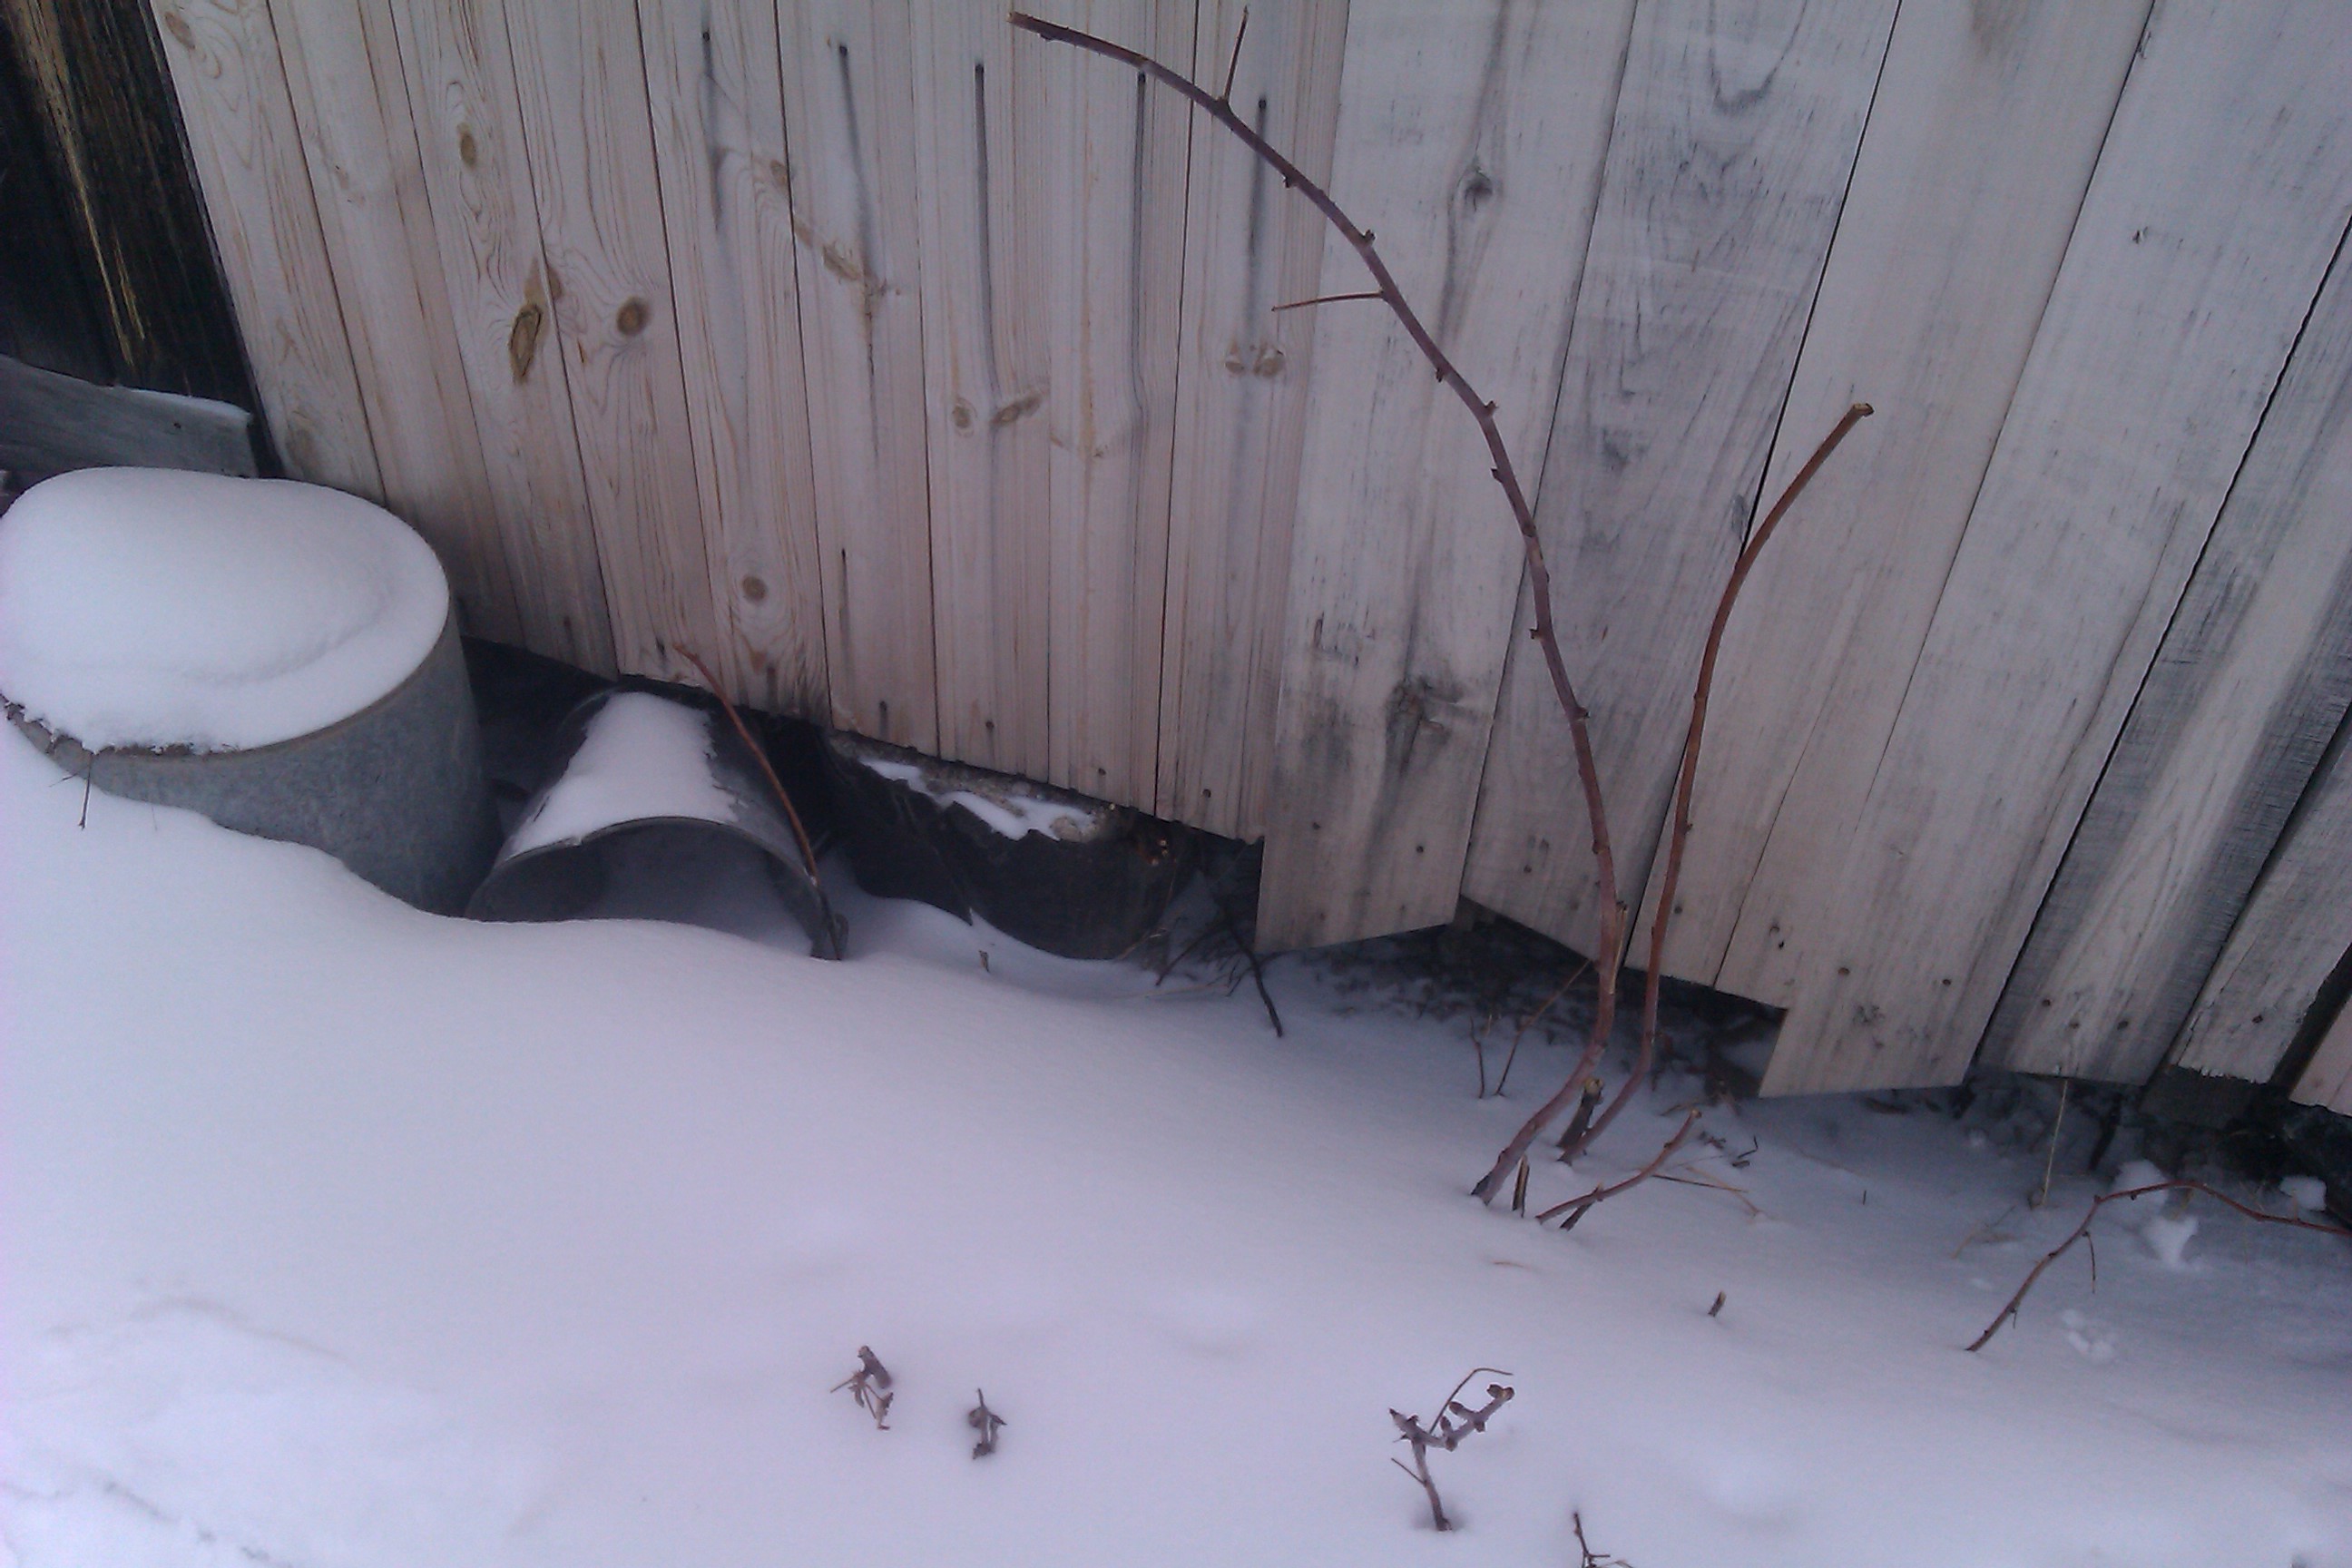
[5,724,2350,1566]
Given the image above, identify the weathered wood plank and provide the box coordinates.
[1641,0,2151,996]
[639,0,828,715]
[1254,0,1635,950]
[1155,0,1347,839]
[1034,0,1191,809]
[504,0,720,682]
[1984,231,2352,1083]
[269,0,521,641]
[0,349,253,477]
[148,0,379,494]
[776,0,937,750]
[2294,983,2352,1114]
[910,0,1051,776]
[2174,723,2352,1089]
[385,0,613,671]
[1459,0,1898,959]
[1757,0,2352,1095]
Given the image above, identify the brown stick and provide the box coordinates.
[1536,1108,1702,1227]
[1006,13,1624,1204]
[678,650,827,891]
[1967,1180,2352,1351]
[1559,404,1873,1164]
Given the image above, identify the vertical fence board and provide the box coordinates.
[386,0,613,671]
[639,0,828,714]
[1154,0,1346,839]
[150,0,380,493]
[270,0,521,641]
[1641,0,2151,999]
[911,0,1052,776]
[777,0,937,749]
[1459,0,1896,959]
[1984,233,2352,1082]
[2173,727,2352,1087]
[1253,0,1633,950]
[1759,0,2352,1095]
[1033,0,1191,809]
[504,0,720,681]
[2295,991,2352,1113]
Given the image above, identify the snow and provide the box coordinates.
[861,755,1097,839]
[2285,1174,2332,1213]
[0,469,449,752]
[504,692,736,857]
[5,722,2352,1566]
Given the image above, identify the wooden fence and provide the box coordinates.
[138,0,2352,1106]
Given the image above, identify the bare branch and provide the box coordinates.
[1969,1181,2352,1351]
[1388,1368,1514,1531]
[831,1345,895,1428]
[1537,1109,1703,1229]
[679,648,839,957]
[1270,289,1385,312]
[1006,12,1625,1200]
[967,1388,1007,1458]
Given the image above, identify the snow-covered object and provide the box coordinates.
[505,692,737,856]
[860,754,1096,840]
[2141,1210,2200,1269]
[0,468,447,751]
[2281,1174,2329,1212]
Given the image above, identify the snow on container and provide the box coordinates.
[824,732,1190,961]
[469,690,842,958]
[0,467,496,912]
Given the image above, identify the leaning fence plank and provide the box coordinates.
[1459,0,1897,959]
[2295,987,2352,1114]
[149,0,380,495]
[776,0,938,750]
[385,0,614,672]
[1034,0,1192,810]
[1155,0,1348,839]
[1984,232,2352,1083]
[270,0,522,642]
[1758,0,2352,1095]
[1253,0,1634,951]
[911,0,1052,777]
[639,0,828,716]
[503,1,720,683]
[1641,0,2151,999]
[2174,726,2352,1090]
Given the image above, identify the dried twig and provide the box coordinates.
[678,648,840,957]
[831,1345,895,1428]
[1573,1509,1634,1566]
[1494,959,1590,1098]
[1389,1368,1514,1531]
[1968,1181,2352,1351]
[1206,880,1284,1038]
[967,1388,1007,1458]
[2032,1077,2070,1210]
[1006,12,1628,1204]
[1537,1109,1703,1230]
[1558,404,1873,1167]
[1554,1076,1603,1160]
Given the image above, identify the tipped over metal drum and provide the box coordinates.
[469,689,843,958]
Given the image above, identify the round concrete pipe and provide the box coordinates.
[15,612,499,912]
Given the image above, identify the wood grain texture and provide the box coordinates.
[777,0,937,749]
[149,0,379,493]
[911,0,1051,776]
[1254,0,1634,950]
[1155,0,1348,839]
[639,0,828,714]
[2294,983,2352,1113]
[2174,722,2352,1089]
[1460,0,1897,958]
[270,0,521,641]
[1640,0,2151,997]
[504,0,720,681]
[1034,0,1191,809]
[1758,0,2352,1095]
[385,0,613,671]
[1984,231,2352,1083]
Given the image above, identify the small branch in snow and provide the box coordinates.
[1573,1509,1635,1566]
[1554,1076,1603,1161]
[1389,1368,1514,1532]
[831,1346,895,1428]
[1707,1290,1727,1318]
[967,1388,1006,1457]
[1967,1181,2352,1352]
[2031,1077,2069,1209]
[1207,880,1284,1038]
[1494,960,1589,1099]
[1537,1109,1703,1231]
